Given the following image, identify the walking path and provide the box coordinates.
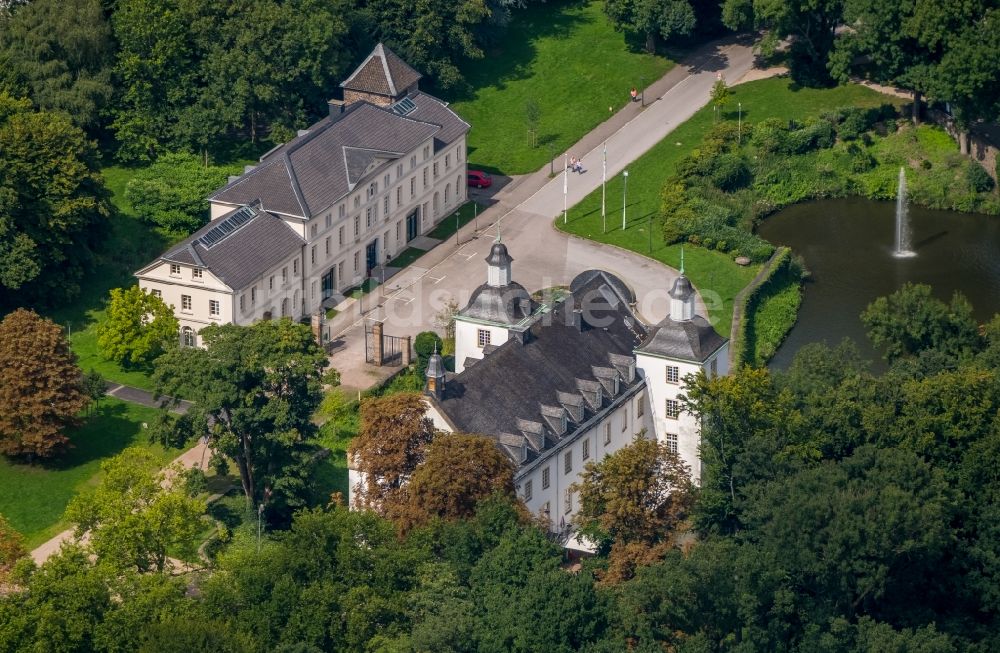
[331,34,761,393]
[30,384,207,565]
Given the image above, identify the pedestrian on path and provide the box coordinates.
[630,87,638,103]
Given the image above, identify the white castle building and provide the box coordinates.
[404,237,728,541]
[135,44,469,346]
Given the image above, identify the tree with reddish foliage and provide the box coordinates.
[0,308,87,459]
[0,514,25,584]
[387,433,516,533]
[348,392,436,513]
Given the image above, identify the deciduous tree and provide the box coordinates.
[153,319,328,521]
[97,285,180,368]
[0,308,88,459]
[0,513,25,584]
[0,93,110,306]
[349,392,436,513]
[604,0,698,52]
[388,433,515,532]
[65,447,206,573]
[0,0,114,131]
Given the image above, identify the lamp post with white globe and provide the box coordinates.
[621,170,629,230]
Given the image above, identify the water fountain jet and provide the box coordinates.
[894,167,916,258]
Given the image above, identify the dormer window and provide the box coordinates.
[367,182,377,198]
[169,264,180,276]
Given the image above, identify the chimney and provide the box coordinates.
[328,99,347,118]
[571,308,585,332]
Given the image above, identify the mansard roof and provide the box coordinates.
[140,204,304,291]
[434,270,648,469]
[460,282,535,325]
[340,42,422,98]
[209,94,468,218]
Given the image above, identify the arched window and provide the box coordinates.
[181,327,194,347]
[281,298,289,317]
[293,290,300,314]
[457,175,463,196]
[433,192,439,217]
[444,183,451,205]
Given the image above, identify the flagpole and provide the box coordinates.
[601,142,607,234]
[563,153,568,224]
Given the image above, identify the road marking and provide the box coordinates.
[429,274,446,284]
[459,250,477,260]
[394,296,414,305]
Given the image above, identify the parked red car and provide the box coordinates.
[467,170,492,188]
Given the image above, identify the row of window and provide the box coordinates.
[169,264,203,280]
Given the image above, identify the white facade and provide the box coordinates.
[453,320,510,373]
[138,136,467,346]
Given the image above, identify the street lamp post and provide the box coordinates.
[738,102,742,144]
[601,142,607,234]
[257,503,264,553]
[641,77,646,107]
[549,145,554,175]
[621,170,629,231]
[563,153,568,224]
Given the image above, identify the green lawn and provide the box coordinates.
[0,398,172,548]
[388,247,427,269]
[559,77,899,336]
[446,0,673,174]
[426,201,484,240]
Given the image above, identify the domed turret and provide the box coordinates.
[486,236,513,287]
[424,343,445,399]
[669,248,695,322]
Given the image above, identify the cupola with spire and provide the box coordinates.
[486,231,513,287]
[668,248,696,322]
[424,343,445,400]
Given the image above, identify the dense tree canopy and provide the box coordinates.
[0,0,115,132]
[0,308,88,459]
[153,319,329,523]
[0,93,109,307]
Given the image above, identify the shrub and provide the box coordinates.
[965,161,994,193]
[787,119,835,153]
[837,107,870,141]
[711,154,752,191]
[750,118,789,154]
[125,153,242,234]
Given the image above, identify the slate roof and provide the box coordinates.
[636,315,726,363]
[209,94,468,219]
[435,270,648,469]
[407,92,472,151]
[461,282,536,325]
[341,43,422,98]
[148,205,304,291]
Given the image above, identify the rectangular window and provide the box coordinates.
[311,281,316,298]
[282,267,288,282]
[150,289,162,298]
[524,479,533,501]
[251,287,256,305]
[604,422,611,445]
[477,329,491,348]
[353,251,359,272]
[366,207,373,228]
[293,259,298,275]
[665,399,680,420]
[637,396,645,418]
[269,276,274,291]
[564,489,572,514]
[310,223,317,238]
[422,168,428,189]
[339,226,345,246]
[666,432,678,454]
[339,204,346,218]
[384,173,390,187]
[367,182,377,198]
[383,196,389,217]
[410,177,415,198]
[445,154,451,170]
[169,264,180,276]
[710,358,718,377]
[666,365,680,384]
[325,214,332,228]
[396,221,401,241]
[457,146,463,162]
[325,236,330,255]
[397,163,403,177]
[541,467,550,489]
[239,294,245,312]
[310,246,316,265]
[622,409,628,432]
[338,261,344,282]
[433,162,439,179]
[192,268,202,280]
[582,438,590,461]
[181,295,192,311]
[354,216,360,236]
[564,450,572,474]
[410,155,416,169]
[423,145,430,159]
[209,299,220,316]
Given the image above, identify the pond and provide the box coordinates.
[757,197,1000,369]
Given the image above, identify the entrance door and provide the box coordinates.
[406,210,419,242]
[365,239,378,275]
[321,267,335,299]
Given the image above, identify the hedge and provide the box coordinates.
[729,247,801,367]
